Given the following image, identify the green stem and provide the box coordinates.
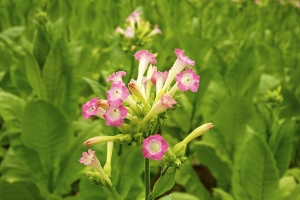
[144,158,150,200]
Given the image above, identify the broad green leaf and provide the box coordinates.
[159,194,173,200]
[0,148,31,183]
[279,175,299,200]
[10,64,32,97]
[43,39,68,102]
[116,147,144,199]
[285,185,300,200]
[200,80,229,122]
[102,184,124,200]
[195,141,232,191]
[53,121,104,196]
[256,74,280,102]
[79,175,112,200]
[33,24,50,68]
[225,46,260,97]
[0,91,25,122]
[0,26,24,39]
[166,94,193,133]
[213,95,255,158]
[151,169,176,199]
[213,188,235,200]
[286,168,300,182]
[21,100,72,192]
[232,134,279,200]
[269,119,295,177]
[42,38,77,119]
[170,192,200,200]
[82,76,107,97]
[176,161,211,200]
[24,49,46,99]
[0,180,43,200]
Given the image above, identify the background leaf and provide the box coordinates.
[232,134,280,200]
[21,100,72,193]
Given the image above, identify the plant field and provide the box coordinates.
[0,0,300,200]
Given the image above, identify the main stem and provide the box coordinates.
[144,158,150,200]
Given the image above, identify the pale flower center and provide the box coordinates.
[182,73,192,85]
[149,140,161,153]
[87,106,96,114]
[110,109,120,120]
[112,88,122,99]
[85,154,94,165]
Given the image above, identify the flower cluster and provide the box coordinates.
[115,11,162,52]
[82,48,199,133]
[79,48,210,185]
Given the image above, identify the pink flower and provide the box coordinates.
[106,71,126,82]
[151,70,168,96]
[124,27,134,38]
[151,70,168,85]
[115,27,124,34]
[78,148,112,185]
[148,25,162,37]
[82,97,105,119]
[161,48,195,94]
[176,68,200,92]
[103,105,128,127]
[126,11,142,24]
[142,94,177,123]
[128,79,148,107]
[174,48,195,66]
[107,81,130,107]
[142,134,169,160]
[134,50,157,86]
[79,148,99,166]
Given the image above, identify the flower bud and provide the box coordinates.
[171,143,187,158]
[86,171,103,185]
[181,123,213,145]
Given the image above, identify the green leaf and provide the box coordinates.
[166,94,193,133]
[102,184,124,200]
[225,46,260,97]
[10,64,32,97]
[21,100,72,192]
[232,134,280,200]
[33,24,50,68]
[269,119,295,177]
[171,192,200,200]
[159,194,173,200]
[151,169,176,199]
[116,147,144,199]
[24,49,47,99]
[213,95,256,158]
[0,180,43,200]
[53,121,104,196]
[42,39,68,102]
[195,141,232,191]
[42,38,77,119]
[79,175,112,200]
[256,74,280,102]
[176,161,211,200]
[213,188,235,200]
[82,76,107,97]
[0,91,25,122]
[285,185,300,200]
[0,148,32,183]
[0,26,24,39]
[279,175,299,200]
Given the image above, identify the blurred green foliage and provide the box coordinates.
[0,0,300,199]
